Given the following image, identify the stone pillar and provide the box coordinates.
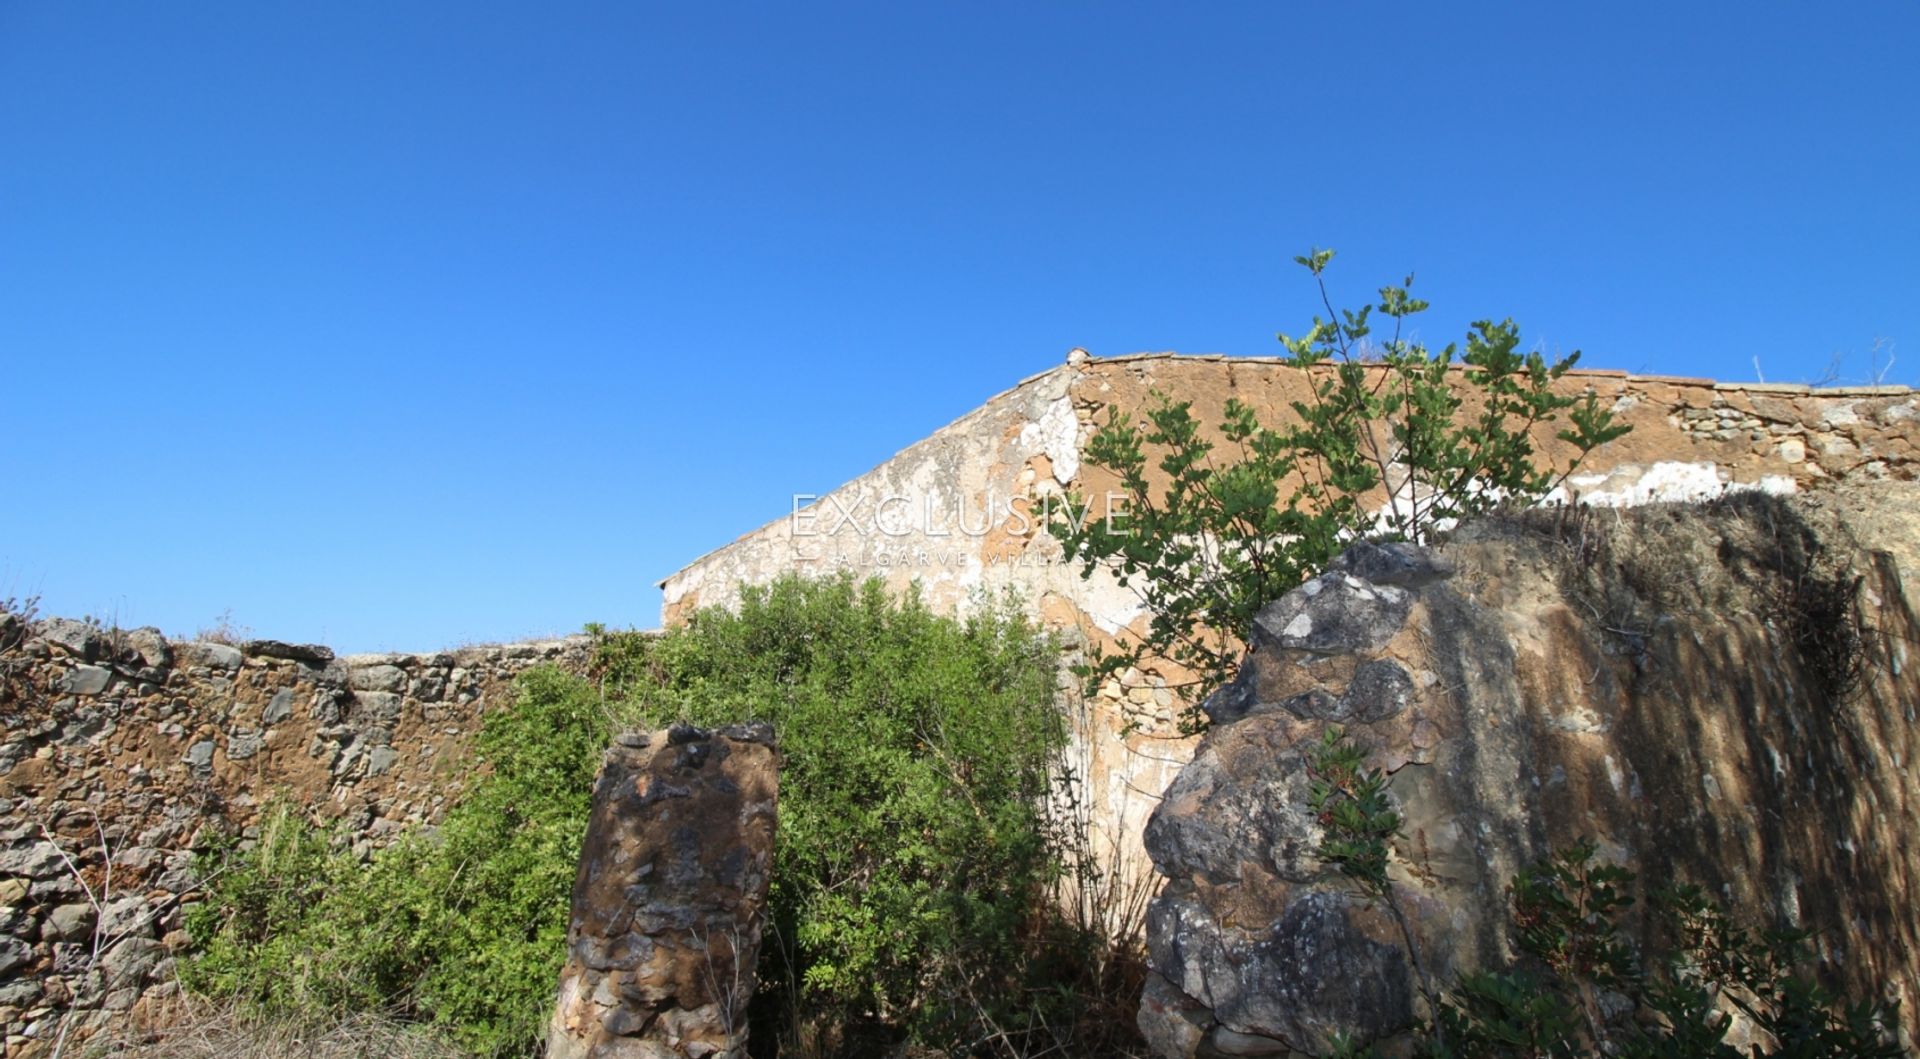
[547,722,778,1059]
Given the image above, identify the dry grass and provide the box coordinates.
[187,609,252,646]
[85,1000,470,1059]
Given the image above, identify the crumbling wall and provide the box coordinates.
[1137,488,1920,1056]
[659,350,1920,896]
[0,621,588,1055]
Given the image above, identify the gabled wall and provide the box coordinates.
[658,350,1920,887]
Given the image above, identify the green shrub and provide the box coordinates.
[179,799,348,1010]
[184,666,609,1056]
[185,574,1095,1058]
[598,573,1076,1053]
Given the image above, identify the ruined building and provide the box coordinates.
[660,350,1919,879]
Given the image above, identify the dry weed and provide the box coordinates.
[88,999,469,1059]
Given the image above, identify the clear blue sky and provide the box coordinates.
[3,2,1915,651]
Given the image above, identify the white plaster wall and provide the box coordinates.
[659,356,1917,906]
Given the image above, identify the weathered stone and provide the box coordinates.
[40,904,94,943]
[36,619,102,661]
[311,687,349,723]
[226,731,264,761]
[100,937,163,988]
[122,627,171,668]
[49,938,89,975]
[101,986,140,1011]
[177,642,242,669]
[98,897,152,942]
[1207,1025,1293,1056]
[1273,687,1342,720]
[152,852,199,895]
[547,725,778,1059]
[1141,497,1920,1054]
[0,936,30,977]
[341,652,406,667]
[1340,659,1414,723]
[1144,713,1322,885]
[0,843,65,880]
[240,640,335,665]
[184,741,215,771]
[1249,572,1412,656]
[351,691,403,724]
[262,689,296,725]
[1199,667,1262,725]
[366,747,399,776]
[1138,973,1213,1059]
[1329,540,1455,588]
[348,665,407,693]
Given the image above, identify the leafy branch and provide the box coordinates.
[1051,251,1630,732]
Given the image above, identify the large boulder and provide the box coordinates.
[1138,494,1920,1055]
[547,723,779,1059]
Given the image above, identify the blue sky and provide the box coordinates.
[2,2,1915,650]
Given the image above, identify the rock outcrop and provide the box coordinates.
[1139,488,1920,1056]
[547,723,779,1059]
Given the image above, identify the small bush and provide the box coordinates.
[599,574,1094,1055]
[1418,843,1905,1059]
[185,574,1130,1058]
[1,594,42,706]
[1303,732,1903,1059]
[1324,847,1907,1059]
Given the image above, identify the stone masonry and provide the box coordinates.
[0,617,589,1057]
[547,723,778,1059]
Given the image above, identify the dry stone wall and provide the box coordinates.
[0,619,589,1056]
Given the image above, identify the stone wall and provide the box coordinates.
[658,350,1920,890]
[547,723,778,1059]
[0,618,589,1056]
[2,351,1913,1056]
[1137,488,1920,1055]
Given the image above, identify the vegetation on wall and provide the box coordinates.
[183,574,1141,1059]
[1411,845,1906,1059]
[1309,730,1905,1059]
[182,665,607,1055]
[1051,249,1630,731]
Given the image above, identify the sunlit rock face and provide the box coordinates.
[1138,490,1920,1056]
